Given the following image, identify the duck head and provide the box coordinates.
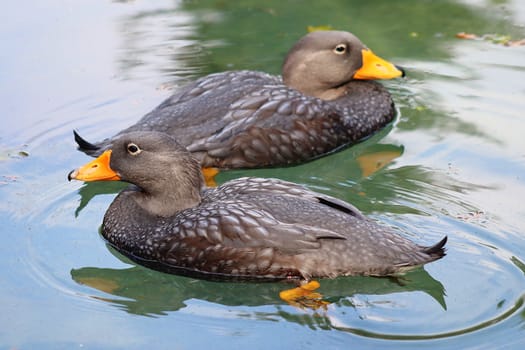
[282,30,404,100]
[69,131,204,217]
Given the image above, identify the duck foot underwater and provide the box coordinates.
[279,281,331,310]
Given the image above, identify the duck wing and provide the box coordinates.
[138,70,349,168]
[152,178,445,279]
[76,71,354,168]
[204,177,365,220]
[184,87,348,168]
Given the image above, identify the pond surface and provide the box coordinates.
[1,0,525,349]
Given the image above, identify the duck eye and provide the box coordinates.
[334,44,347,54]
[126,143,141,155]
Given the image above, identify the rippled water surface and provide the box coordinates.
[2,1,525,349]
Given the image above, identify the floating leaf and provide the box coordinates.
[0,175,19,186]
[0,147,29,161]
[489,34,512,44]
[456,32,525,46]
[456,32,479,40]
[506,39,525,47]
[307,25,333,33]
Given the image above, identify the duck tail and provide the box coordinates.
[73,130,103,157]
[423,236,447,259]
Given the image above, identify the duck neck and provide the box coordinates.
[282,64,349,101]
[131,163,204,218]
[314,84,350,100]
[286,78,350,101]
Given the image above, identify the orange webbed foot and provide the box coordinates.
[202,167,219,187]
[279,280,330,310]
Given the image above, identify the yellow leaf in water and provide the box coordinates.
[456,32,479,40]
[489,34,512,45]
[307,25,333,33]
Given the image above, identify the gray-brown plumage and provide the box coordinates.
[69,132,446,282]
[74,30,404,169]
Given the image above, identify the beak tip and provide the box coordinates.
[396,65,406,78]
[68,170,77,182]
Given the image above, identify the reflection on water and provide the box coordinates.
[74,181,127,216]
[356,144,403,178]
[71,246,446,316]
[115,2,215,85]
[69,250,525,340]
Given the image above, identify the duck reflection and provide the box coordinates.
[74,181,127,216]
[71,246,446,317]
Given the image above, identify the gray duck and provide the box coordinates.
[74,30,404,172]
[69,132,446,288]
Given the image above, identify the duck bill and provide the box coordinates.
[68,150,121,182]
[353,49,404,80]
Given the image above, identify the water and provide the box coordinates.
[1,0,525,349]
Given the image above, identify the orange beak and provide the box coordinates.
[68,150,121,182]
[353,49,404,80]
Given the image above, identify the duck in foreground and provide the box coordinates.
[69,132,446,307]
[74,30,404,174]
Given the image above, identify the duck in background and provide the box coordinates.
[74,30,404,182]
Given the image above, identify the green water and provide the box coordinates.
[1,0,525,349]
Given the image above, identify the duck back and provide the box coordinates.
[113,71,395,168]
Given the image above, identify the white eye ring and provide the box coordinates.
[127,143,141,155]
[334,44,347,54]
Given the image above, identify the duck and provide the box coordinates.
[74,30,404,174]
[68,131,446,299]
